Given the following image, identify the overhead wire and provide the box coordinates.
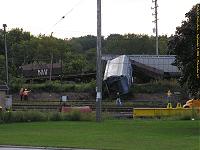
[45,0,85,36]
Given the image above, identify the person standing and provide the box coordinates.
[19,88,24,101]
[23,89,31,101]
[116,92,122,106]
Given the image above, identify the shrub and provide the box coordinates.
[69,110,81,121]
[49,112,63,121]
[10,80,96,93]
[132,79,181,94]
[24,111,48,122]
[0,110,94,123]
[0,111,48,123]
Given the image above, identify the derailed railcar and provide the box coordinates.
[103,55,133,96]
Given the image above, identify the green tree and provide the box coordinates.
[62,51,87,74]
[69,35,97,52]
[168,4,200,96]
[104,34,168,55]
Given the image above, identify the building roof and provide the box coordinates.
[102,54,179,73]
[129,55,179,73]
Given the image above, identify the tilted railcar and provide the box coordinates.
[103,55,133,96]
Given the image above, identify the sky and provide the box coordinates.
[0,0,199,39]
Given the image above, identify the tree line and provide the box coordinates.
[0,29,169,83]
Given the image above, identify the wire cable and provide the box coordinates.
[46,0,85,35]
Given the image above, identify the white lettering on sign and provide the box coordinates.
[38,69,48,76]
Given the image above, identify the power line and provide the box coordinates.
[45,0,85,36]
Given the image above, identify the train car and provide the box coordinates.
[103,55,133,96]
[20,63,62,79]
[19,63,96,82]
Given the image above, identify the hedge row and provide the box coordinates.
[10,78,183,95]
[10,80,96,93]
[0,110,95,123]
[132,79,182,94]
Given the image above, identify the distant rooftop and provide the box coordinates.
[102,54,180,73]
[0,84,9,91]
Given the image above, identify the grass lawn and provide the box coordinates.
[0,120,199,150]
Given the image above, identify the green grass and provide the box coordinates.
[0,120,199,150]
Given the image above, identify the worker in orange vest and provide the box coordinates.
[19,88,24,101]
[23,89,31,101]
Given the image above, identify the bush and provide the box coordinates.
[62,110,92,121]
[10,80,96,93]
[0,110,94,124]
[10,77,26,92]
[49,112,63,121]
[132,79,181,94]
[0,111,48,123]
[24,111,48,122]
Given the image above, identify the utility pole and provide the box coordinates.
[49,32,53,81]
[196,4,200,79]
[96,0,102,122]
[3,24,9,86]
[49,53,53,81]
[151,0,159,55]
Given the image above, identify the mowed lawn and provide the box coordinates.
[0,120,199,150]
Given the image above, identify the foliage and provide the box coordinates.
[0,111,47,123]
[0,110,94,123]
[168,4,200,97]
[10,80,96,93]
[69,35,97,52]
[132,79,181,94]
[104,34,169,55]
[0,26,171,85]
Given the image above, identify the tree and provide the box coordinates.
[104,34,168,55]
[168,4,200,97]
[69,35,97,52]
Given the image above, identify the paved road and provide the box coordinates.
[0,148,43,150]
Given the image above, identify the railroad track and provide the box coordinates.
[11,99,168,118]
[12,101,134,118]
[12,103,133,112]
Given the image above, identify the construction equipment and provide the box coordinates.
[183,99,200,108]
[133,102,200,118]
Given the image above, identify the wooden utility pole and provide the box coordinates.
[152,0,159,55]
[96,0,102,122]
[3,24,9,86]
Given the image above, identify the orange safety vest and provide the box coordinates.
[23,90,29,96]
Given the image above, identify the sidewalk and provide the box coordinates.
[0,145,94,150]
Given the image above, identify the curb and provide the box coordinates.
[0,145,94,150]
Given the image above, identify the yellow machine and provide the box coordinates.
[133,107,193,117]
[133,99,200,118]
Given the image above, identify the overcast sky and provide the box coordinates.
[0,0,199,39]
